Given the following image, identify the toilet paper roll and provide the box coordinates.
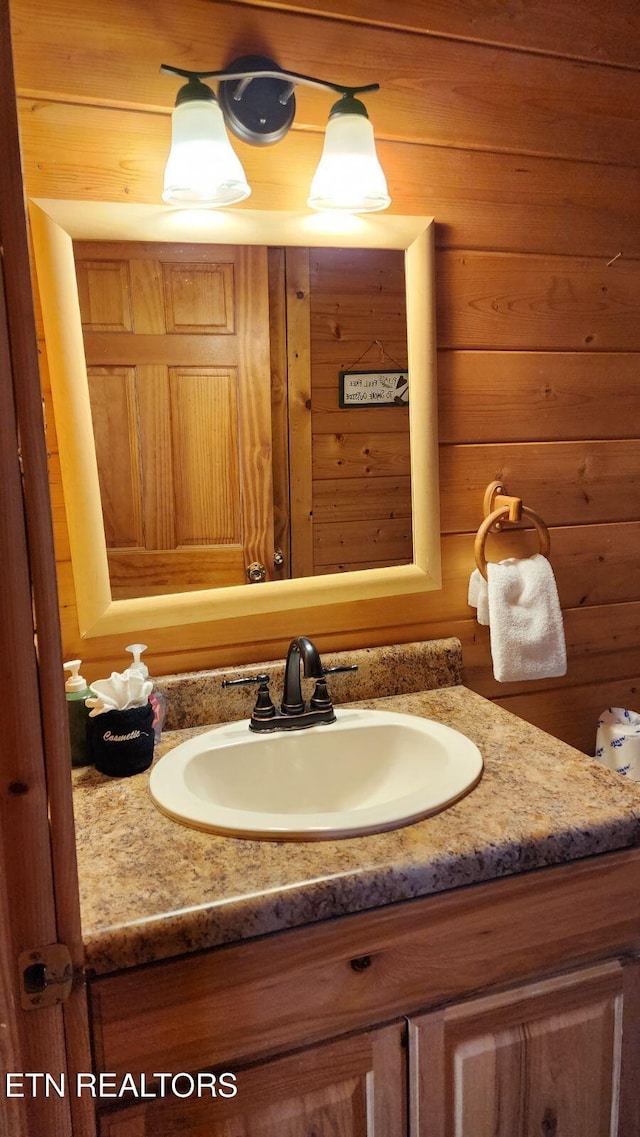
[595,707,640,779]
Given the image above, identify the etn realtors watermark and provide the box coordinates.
[4,1071,237,1099]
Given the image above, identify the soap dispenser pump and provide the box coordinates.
[63,659,94,767]
[125,643,166,742]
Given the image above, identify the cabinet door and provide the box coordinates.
[97,1022,404,1137]
[409,961,624,1137]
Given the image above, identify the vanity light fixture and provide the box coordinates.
[161,56,391,213]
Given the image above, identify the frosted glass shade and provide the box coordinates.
[307,112,390,213]
[162,99,251,207]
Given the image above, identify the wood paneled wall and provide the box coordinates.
[10,0,640,753]
[308,248,410,575]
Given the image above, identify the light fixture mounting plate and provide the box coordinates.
[218,55,296,146]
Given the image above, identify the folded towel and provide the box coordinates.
[469,554,567,683]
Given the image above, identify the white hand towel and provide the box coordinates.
[486,554,567,682]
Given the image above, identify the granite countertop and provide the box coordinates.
[72,638,640,977]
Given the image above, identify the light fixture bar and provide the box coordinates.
[160,62,380,100]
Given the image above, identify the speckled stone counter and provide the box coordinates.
[156,637,464,729]
[71,639,640,977]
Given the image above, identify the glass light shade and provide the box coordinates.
[162,99,251,207]
[307,112,391,213]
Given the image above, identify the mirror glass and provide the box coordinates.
[30,202,439,639]
[72,237,409,600]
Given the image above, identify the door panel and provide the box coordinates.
[409,962,624,1137]
[76,240,274,597]
[97,1023,405,1137]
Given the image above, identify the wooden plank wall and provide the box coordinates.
[309,247,410,574]
[9,0,640,753]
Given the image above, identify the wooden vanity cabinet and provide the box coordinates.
[88,849,640,1137]
[93,961,636,1137]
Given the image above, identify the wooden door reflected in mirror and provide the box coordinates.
[76,241,274,598]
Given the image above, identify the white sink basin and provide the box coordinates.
[149,708,483,841]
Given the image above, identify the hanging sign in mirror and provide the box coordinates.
[339,369,409,407]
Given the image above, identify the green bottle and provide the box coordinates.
[63,659,94,767]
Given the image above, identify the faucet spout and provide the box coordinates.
[282,636,324,715]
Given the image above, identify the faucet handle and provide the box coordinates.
[221,674,276,721]
[221,672,270,688]
[310,663,358,714]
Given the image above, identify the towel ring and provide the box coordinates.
[474,506,551,580]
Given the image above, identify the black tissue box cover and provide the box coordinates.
[88,702,155,777]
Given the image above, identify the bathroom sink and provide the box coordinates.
[149,708,483,840]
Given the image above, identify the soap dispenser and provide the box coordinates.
[63,659,94,767]
[125,643,166,743]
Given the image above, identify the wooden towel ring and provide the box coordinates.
[474,506,551,580]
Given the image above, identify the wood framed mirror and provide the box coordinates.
[30,201,439,640]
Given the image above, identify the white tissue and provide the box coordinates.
[85,668,153,717]
[595,708,640,779]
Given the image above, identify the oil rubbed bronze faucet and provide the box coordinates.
[282,635,326,715]
[222,636,357,732]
